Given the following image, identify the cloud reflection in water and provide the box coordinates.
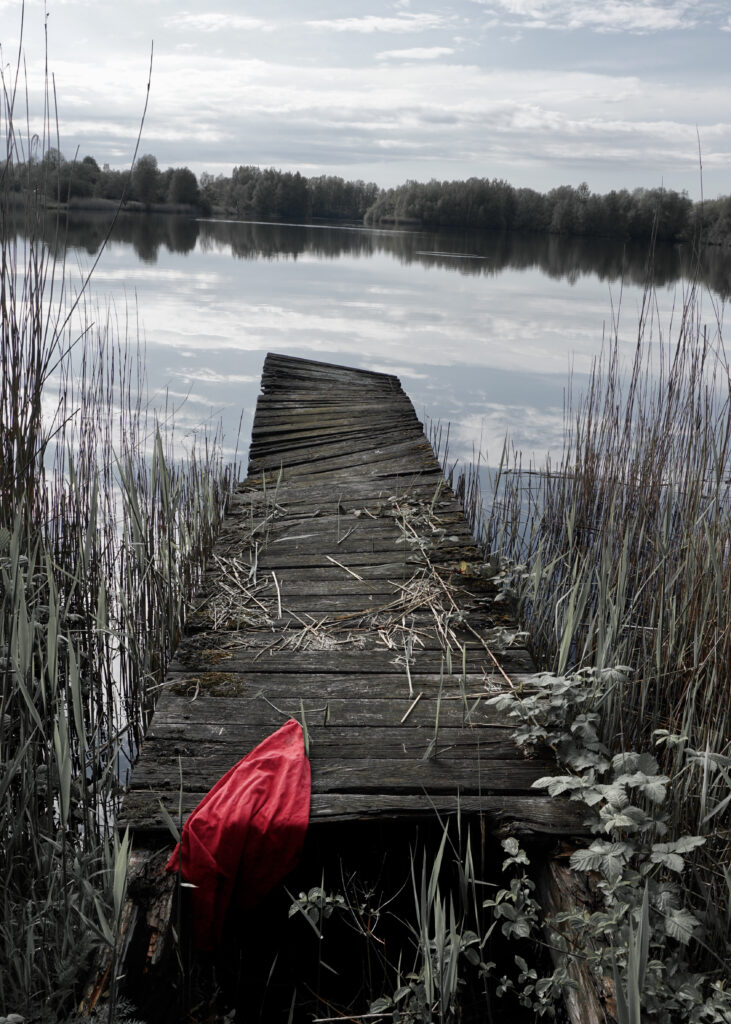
[45,212,728,468]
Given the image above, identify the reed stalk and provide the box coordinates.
[462,273,731,959]
[0,19,237,1017]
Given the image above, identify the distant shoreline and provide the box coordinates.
[5,191,731,251]
[1,193,205,216]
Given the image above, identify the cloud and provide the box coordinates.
[483,0,712,34]
[376,46,455,60]
[451,406,566,464]
[0,0,94,7]
[17,27,731,197]
[163,11,274,32]
[306,14,447,33]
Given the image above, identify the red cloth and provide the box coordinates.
[166,718,311,950]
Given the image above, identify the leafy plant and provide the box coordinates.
[490,670,731,1023]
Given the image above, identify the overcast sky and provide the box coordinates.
[3,0,730,198]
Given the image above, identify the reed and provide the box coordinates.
[0,25,237,1018]
[463,273,731,958]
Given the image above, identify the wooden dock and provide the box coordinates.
[119,353,579,838]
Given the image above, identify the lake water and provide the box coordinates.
[53,212,731,468]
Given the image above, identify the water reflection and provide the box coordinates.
[13,209,731,297]
[197,220,722,294]
[8,209,729,468]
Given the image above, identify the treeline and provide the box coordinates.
[364,177,731,247]
[3,150,202,208]
[5,147,731,246]
[200,167,730,245]
[2,149,381,222]
[199,166,380,222]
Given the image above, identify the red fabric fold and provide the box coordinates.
[166,718,311,950]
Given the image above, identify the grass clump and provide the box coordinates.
[461,269,731,1014]
[0,21,236,1020]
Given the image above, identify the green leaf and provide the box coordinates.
[94,893,114,947]
[570,847,604,873]
[569,751,610,771]
[653,730,688,748]
[650,835,706,873]
[650,850,684,873]
[157,799,181,843]
[573,841,633,882]
[369,996,393,1013]
[635,752,660,775]
[502,917,532,939]
[670,835,706,854]
[599,782,629,809]
[664,908,699,945]
[532,774,588,797]
[113,827,131,925]
[486,694,515,710]
[601,811,639,832]
[637,778,668,804]
[600,804,654,833]
[612,751,639,773]
[612,751,659,776]
[535,977,554,999]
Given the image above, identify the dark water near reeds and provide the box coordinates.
[48,211,731,465]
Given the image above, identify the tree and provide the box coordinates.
[274,171,309,219]
[167,167,200,206]
[131,153,160,206]
[65,155,101,199]
[229,165,261,216]
[252,169,278,217]
[96,168,127,201]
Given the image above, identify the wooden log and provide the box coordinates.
[537,858,618,1024]
[78,846,176,1016]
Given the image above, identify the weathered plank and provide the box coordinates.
[131,757,549,796]
[249,428,426,464]
[138,723,525,757]
[135,692,513,729]
[160,672,532,699]
[118,791,584,834]
[167,648,536,676]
